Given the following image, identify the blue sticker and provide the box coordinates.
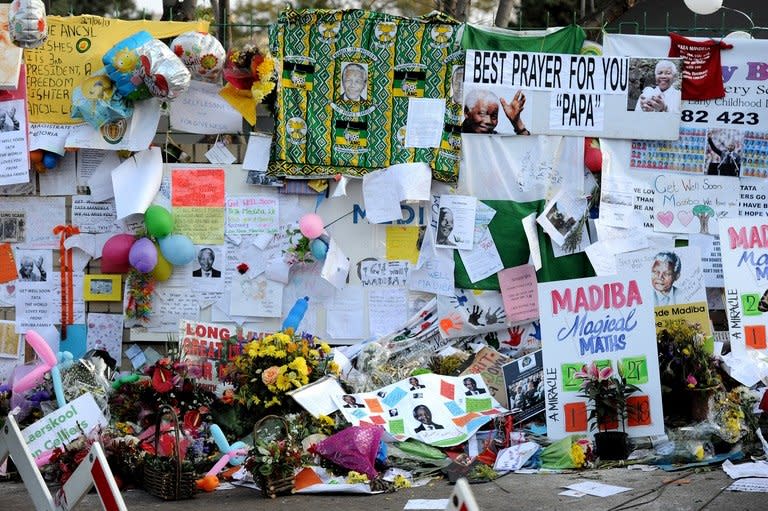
[352,409,367,419]
[381,387,407,408]
[466,416,491,433]
[444,400,464,416]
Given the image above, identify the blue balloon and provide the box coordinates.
[310,237,329,260]
[43,152,60,169]
[158,234,195,266]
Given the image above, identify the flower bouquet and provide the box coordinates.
[222,43,275,102]
[575,362,640,460]
[227,330,338,431]
[657,319,721,421]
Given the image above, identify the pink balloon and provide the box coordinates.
[129,237,158,273]
[101,233,136,273]
[299,213,324,239]
[12,330,57,393]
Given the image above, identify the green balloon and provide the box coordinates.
[144,205,174,238]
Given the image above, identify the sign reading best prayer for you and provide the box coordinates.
[463,50,682,139]
[538,274,664,439]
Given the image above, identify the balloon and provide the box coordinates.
[158,234,195,266]
[584,138,602,173]
[144,205,174,238]
[196,475,219,492]
[151,244,173,281]
[8,0,48,49]
[683,0,723,15]
[12,330,59,393]
[101,233,136,273]
[170,31,226,83]
[210,424,248,468]
[129,237,158,273]
[310,237,329,260]
[43,152,60,169]
[299,213,324,239]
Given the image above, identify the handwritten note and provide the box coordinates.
[226,195,279,237]
[170,80,242,135]
[368,288,409,337]
[404,98,446,148]
[172,167,226,244]
[242,132,272,171]
[359,260,409,287]
[71,196,120,234]
[457,225,503,283]
[326,286,366,340]
[144,289,200,333]
[498,265,539,323]
[229,273,282,318]
[409,256,454,296]
[15,286,53,331]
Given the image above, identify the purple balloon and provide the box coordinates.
[128,237,158,273]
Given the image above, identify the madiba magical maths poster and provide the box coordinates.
[538,274,664,439]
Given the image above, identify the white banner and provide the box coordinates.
[463,50,681,139]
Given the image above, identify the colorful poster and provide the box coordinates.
[538,274,664,439]
[616,247,712,338]
[461,346,511,408]
[462,50,681,139]
[179,320,241,390]
[333,373,506,447]
[600,35,768,234]
[651,174,738,235]
[719,218,768,356]
[171,167,226,244]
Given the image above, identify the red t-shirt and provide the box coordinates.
[668,32,732,100]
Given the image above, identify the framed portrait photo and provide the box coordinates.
[83,274,122,302]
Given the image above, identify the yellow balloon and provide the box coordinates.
[151,244,173,281]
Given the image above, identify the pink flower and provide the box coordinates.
[574,362,613,381]
[686,375,698,388]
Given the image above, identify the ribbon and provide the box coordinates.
[53,224,80,339]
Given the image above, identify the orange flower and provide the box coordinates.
[262,365,280,385]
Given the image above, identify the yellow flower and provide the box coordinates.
[682,347,691,356]
[290,357,309,376]
[570,442,586,468]
[308,349,320,359]
[262,365,280,385]
[328,361,340,375]
[276,366,293,391]
[346,471,369,484]
[245,341,259,357]
[320,343,331,355]
[287,342,298,353]
[393,474,411,489]
[694,444,705,460]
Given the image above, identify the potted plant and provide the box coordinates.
[575,362,640,460]
[657,319,721,422]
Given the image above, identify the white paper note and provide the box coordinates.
[457,225,503,283]
[242,132,273,171]
[112,147,163,219]
[39,152,77,196]
[326,286,367,340]
[368,287,408,338]
[404,98,446,148]
[321,238,350,290]
[170,80,243,135]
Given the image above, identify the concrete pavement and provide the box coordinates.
[1,466,764,510]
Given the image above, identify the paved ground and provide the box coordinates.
[0,466,763,511]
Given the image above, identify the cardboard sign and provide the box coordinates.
[179,320,242,390]
[22,393,107,459]
[538,274,664,439]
